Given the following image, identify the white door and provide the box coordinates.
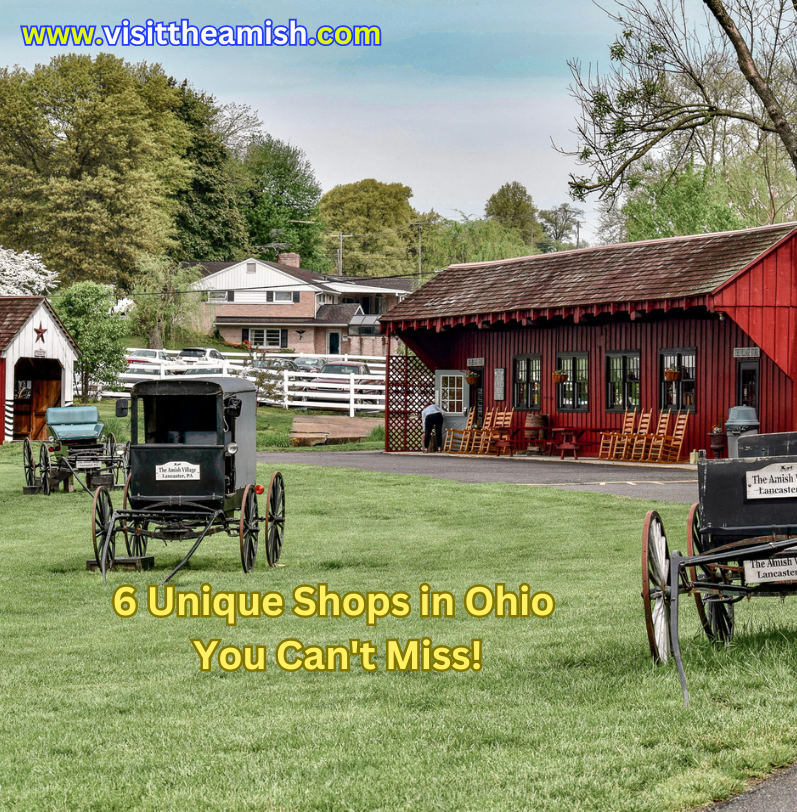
[434,370,470,433]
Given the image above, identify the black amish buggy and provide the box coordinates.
[642,432,797,705]
[92,377,284,583]
[22,405,127,495]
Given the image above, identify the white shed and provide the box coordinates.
[0,297,80,443]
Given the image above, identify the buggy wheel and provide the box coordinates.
[92,486,115,569]
[266,471,285,567]
[642,510,671,663]
[239,484,259,573]
[23,437,35,486]
[121,476,149,557]
[105,432,116,458]
[39,444,51,496]
[686,502,734,644]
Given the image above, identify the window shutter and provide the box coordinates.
[241,328,249,342]
[266,291,274,303]
[280,329,288,348]
[292,291,300,303]
[228,290,234,302]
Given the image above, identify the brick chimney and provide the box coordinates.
[278,252,301,268]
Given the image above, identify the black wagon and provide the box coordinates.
[23,405,127,495]
[92,377,285,582]
[642,432,797,704]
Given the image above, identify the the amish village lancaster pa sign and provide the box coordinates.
[744,556,797,584]
[745,463,797,499]
[156,461,201,481]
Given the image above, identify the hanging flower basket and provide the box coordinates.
[465,374,479,385]
[552,371,568,384]
[664,369,681,382]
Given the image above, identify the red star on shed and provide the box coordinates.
[34,322,47,343]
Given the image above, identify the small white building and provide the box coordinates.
[0,296,79,443]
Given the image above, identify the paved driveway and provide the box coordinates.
[256,451,698,503]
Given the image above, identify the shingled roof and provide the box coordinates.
[0,296,79,353]
[381,223,797,330]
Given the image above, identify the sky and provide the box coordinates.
[0,0,623,242]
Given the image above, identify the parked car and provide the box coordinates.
[242,357,300,377]
[293,355,327,373]
[299,361,381,404]
[125,348,180,365]
[177,347,228,365]
[180,363,238,377]
[117,362,179,390]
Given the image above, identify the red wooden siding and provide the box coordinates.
[0,357,5,444]
[398,314,793,456]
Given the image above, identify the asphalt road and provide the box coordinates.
[256,450,699,504]
[701,765,797,811]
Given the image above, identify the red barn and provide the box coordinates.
[380,223,797,457]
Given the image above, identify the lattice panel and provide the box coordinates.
[385,355,435,452]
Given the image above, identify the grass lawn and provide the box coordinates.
[2,441,797,811]
[96,400,385,452]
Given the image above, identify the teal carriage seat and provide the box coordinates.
[45,406,105,442]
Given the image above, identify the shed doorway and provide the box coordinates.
[13,358,63,440]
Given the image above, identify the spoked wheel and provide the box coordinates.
[642,510,671,663]
[92,486,116,569]
[23,437,35,487]
[266,471,286,567]
[239,484,260,573]
[686,503,735,644]
[39,444,51,496]
[120,476,148,557]
[104,432,117,458]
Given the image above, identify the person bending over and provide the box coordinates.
[421,403,444,452]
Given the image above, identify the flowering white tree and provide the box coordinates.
[0,246,59,295]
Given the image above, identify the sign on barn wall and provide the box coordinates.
[733,347,760,358]
[466,357,484,367]
[494,368,505,401]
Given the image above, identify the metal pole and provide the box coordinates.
[531,209,535,253]
[417,224,422,283]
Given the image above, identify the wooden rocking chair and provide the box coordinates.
[609,408,639,460]
[658,411,690,463]
[443,408,476,453]
[644,411,672,462]
[478,409,513,455]
[629,411,654,462]
[469,409,496,454]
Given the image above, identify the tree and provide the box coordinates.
[129,255,204,348]
[242,136,329,271]
[564,0,797,200]
[0,53,191,287]
[53,282,127,402]
[622,162,742,240]
[170,84,252,262]
[484,182,544,246]
[420,215,535,270]
[537,204,585,251]
[319,179,415,276]
[0,246,58,295]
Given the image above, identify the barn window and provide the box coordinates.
[440,374,464,414]
[513,355,541,410]
[556,353,589,411]
[660,349,696,411]
[606,351,640,411]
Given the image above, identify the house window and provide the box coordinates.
[274,291,293,302]
[440,374,464,414]
[660,349,696,411]
[513,354,541,410]
[250,328,283,348]
[556,353,589,411]
[246,262,256,274]
[375,294,386,314]
[207,291,228,303]
[606,352,640,411]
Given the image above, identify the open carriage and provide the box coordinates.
[93,377,285,583]
[642,432,797,705]
[23,406,127,495]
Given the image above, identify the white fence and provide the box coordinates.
[109,352,387,416]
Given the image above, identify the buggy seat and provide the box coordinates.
[46,406,104,442]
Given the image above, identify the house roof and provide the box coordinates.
[327,275,415,293]
[215,304,365,328]
[0,296,79,353]
[381,223,797,330]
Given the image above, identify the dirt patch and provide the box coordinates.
[290,415,383,446]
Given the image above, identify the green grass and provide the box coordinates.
[95,400,384,452]
[2,441,797,810]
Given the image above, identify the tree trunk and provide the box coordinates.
[703,0,797,177]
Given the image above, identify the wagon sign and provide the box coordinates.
[745,463,797,499]
[156,461,200,481]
